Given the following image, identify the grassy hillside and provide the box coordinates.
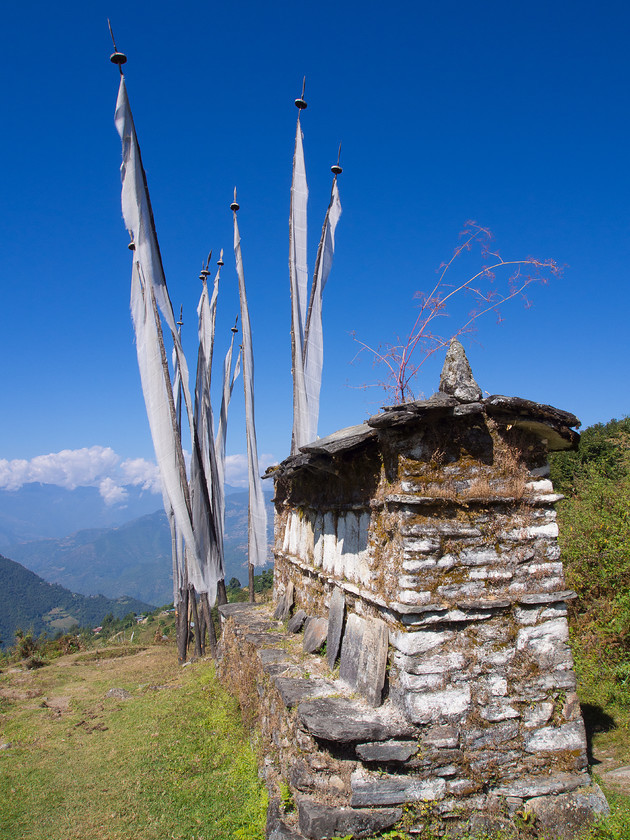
[0,638,266,839]
[0,554,154,647]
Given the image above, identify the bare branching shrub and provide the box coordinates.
[353,222,561,402]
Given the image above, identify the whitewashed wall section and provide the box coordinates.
[282,508,372,586]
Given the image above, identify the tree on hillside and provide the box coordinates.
[553,418,630,652]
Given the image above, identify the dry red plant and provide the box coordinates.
[352,222,562,403]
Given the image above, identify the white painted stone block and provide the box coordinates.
[313,513,324,568]
[389,629,452,656]
[399,651,466,676]
[522,701,554,729]
[404,537,441,554]
[397,589,433,605]
[525,721,587,753]
[459,548,500,566]
[405,686,471,723]
[526,479,554,494]
[403,558,437,572]
[399,671,446,691]
[480,702,520,722]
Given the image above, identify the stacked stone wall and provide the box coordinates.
[220,385,608,838]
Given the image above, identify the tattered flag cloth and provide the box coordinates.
[116,78,208,593]
[190,274,224,604]
[304,177,342,445]
[215,326,241,485]
[233,210,268,567]
[288,112,342,452]
[289,116,310,453]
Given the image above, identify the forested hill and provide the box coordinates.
[0,554,154,648]
[550,417,630,660]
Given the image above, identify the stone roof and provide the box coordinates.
[266,341,580,478]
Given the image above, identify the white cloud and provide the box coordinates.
[225,453,277,487]
[120,457,162,494]
[99,477,129,506]
[0,446,277,504]
[0,446,161,506]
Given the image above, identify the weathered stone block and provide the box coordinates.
[494,772,590,798]
[340,614,389,706]
[297,797,402,840]
[398,671,445,691]
[351,769,446,806]
[422,725,459,749]
[462,720,519,749]
[355,740,418,763]
[404,686,471,724]
[266,797,304,840]
[274,677,336,709]
[326,588,345,668]
[303,617,328,653]
[523,784,609,839]
[389,630,453,656]
[479,702,520,722]
[287,609,307,633]
[396,650,465,676]
[297,697,414,743]
[524,721,587,754]
[274,581,295,620]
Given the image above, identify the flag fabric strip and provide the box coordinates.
[215,327,241,488]
[288,112,341,453]
[129,262,207,591]
[303,177,342,444]
[115,77,196,444]
[289,116,310,453]
[190,276,225,604]
[233,210,268,567]
[118,78,210,594]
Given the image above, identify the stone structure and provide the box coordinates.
[218,345,609,839]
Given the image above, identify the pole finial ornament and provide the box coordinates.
[331,142,343,176]
[108,20,127,74]
[217,248,225,267]
[230,187,240,212]
[200,250,212,279]
[295,76,307,110]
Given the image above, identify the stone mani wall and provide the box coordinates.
[220,378,609,838]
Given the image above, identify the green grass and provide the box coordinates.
[0,646,266,840]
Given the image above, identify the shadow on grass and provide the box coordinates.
[582,702,617,765]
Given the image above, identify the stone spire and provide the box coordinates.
[438,339,482,402]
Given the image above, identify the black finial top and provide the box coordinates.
[295,76,307,110]
[200,250,212,279]
[331,142,343,175]
[177,305,184,328]
[128,233,135,251]
[230,187,240,212]
[108,20,127,73]
[231,315,239,334]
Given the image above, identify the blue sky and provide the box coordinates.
[1,0,629,498]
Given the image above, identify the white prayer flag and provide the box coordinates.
[289,116,310,452]
[233,209,268,567]
[117,79,207,592]
[303,178,342,443]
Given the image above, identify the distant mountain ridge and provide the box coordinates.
[3,485,274,606]
[0,483,163,546]
[0,554,154,648]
